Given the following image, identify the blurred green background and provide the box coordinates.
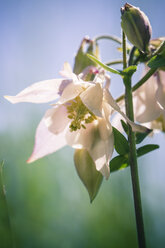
[1,0,165,247]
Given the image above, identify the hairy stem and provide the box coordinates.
[122,31,146,248]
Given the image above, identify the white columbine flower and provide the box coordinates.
[5,63,115,179]
[5,63,147,179]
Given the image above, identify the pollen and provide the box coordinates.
[66,96,97,131]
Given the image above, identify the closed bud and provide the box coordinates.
[121,3,152,52]
[74,149,103,202]
[73,36,100,78]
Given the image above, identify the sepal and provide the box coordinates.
[74,149,103,202]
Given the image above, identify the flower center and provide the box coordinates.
[66,96,97,131]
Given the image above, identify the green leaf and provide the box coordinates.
[112,127,129,155]
[110,155,128,173]
[121,120,128,134]
[74,149,103,203]
[123,65,137,76]
[87,54,124,75]
[148,55,165,69]
[136,129,152,144]
[137,144,159,157]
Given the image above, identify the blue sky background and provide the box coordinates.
[1,1,165,247]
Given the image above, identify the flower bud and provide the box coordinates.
[74,149,103,202]
[73,36,100,77]
[121,3,152,52]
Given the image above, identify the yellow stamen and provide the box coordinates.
[66,96,96,132]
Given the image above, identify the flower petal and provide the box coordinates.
[66,122,95,149]
[59,82,84,104]
[66,117,114,179]
[27,115,67,163]
[44,105,70,134]
[78,66,99,80]
[4,79,72,104]
[59,62,77,81]
[88,118,114,179]
[156,71,165,110]
[80,83,103,117]
[104,89,150,133]
[134,70,162,122]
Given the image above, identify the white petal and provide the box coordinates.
[104,89,149,133]
[59,82,84,104]
[66,117,114,179]
[104,74,111,89]
[27,115,67,163]
[78,66,99,80]
[134,69,161,122]
[80,83,103,117]
[44,105,70,134]
[4,79,71,104]
[156,71,165,110]
[88,118,114,179]
[66,122,96,149]
[59,62,77,81]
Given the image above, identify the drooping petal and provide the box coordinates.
[66,117,114,179]
[59,62,78,81]
[44,105,70,134]
[104,89,150,133]
[80,83,103,117]
[134,70,162,122]
[155,71,165,110]
[59,82,84,104]
[27,115,67,163]
[88,118,114,179]
[5,79,71,104]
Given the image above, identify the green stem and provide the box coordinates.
[116,67,157,103]
[128,46,136,66]
[106,59,123,66]
[122,31,127,69]
[122,31,146,248]
[0,161,13,248]
[94,35,122,45]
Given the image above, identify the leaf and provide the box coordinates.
[110,155,129,173]
[87,54,124,75]
[121,120,128,134]
[74,149,103,203]
[148,55,165,69]
[112,127,129,155]
[136,129,152,144]
[137,144,159,157]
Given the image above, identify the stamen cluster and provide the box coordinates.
[66,96,97,131]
